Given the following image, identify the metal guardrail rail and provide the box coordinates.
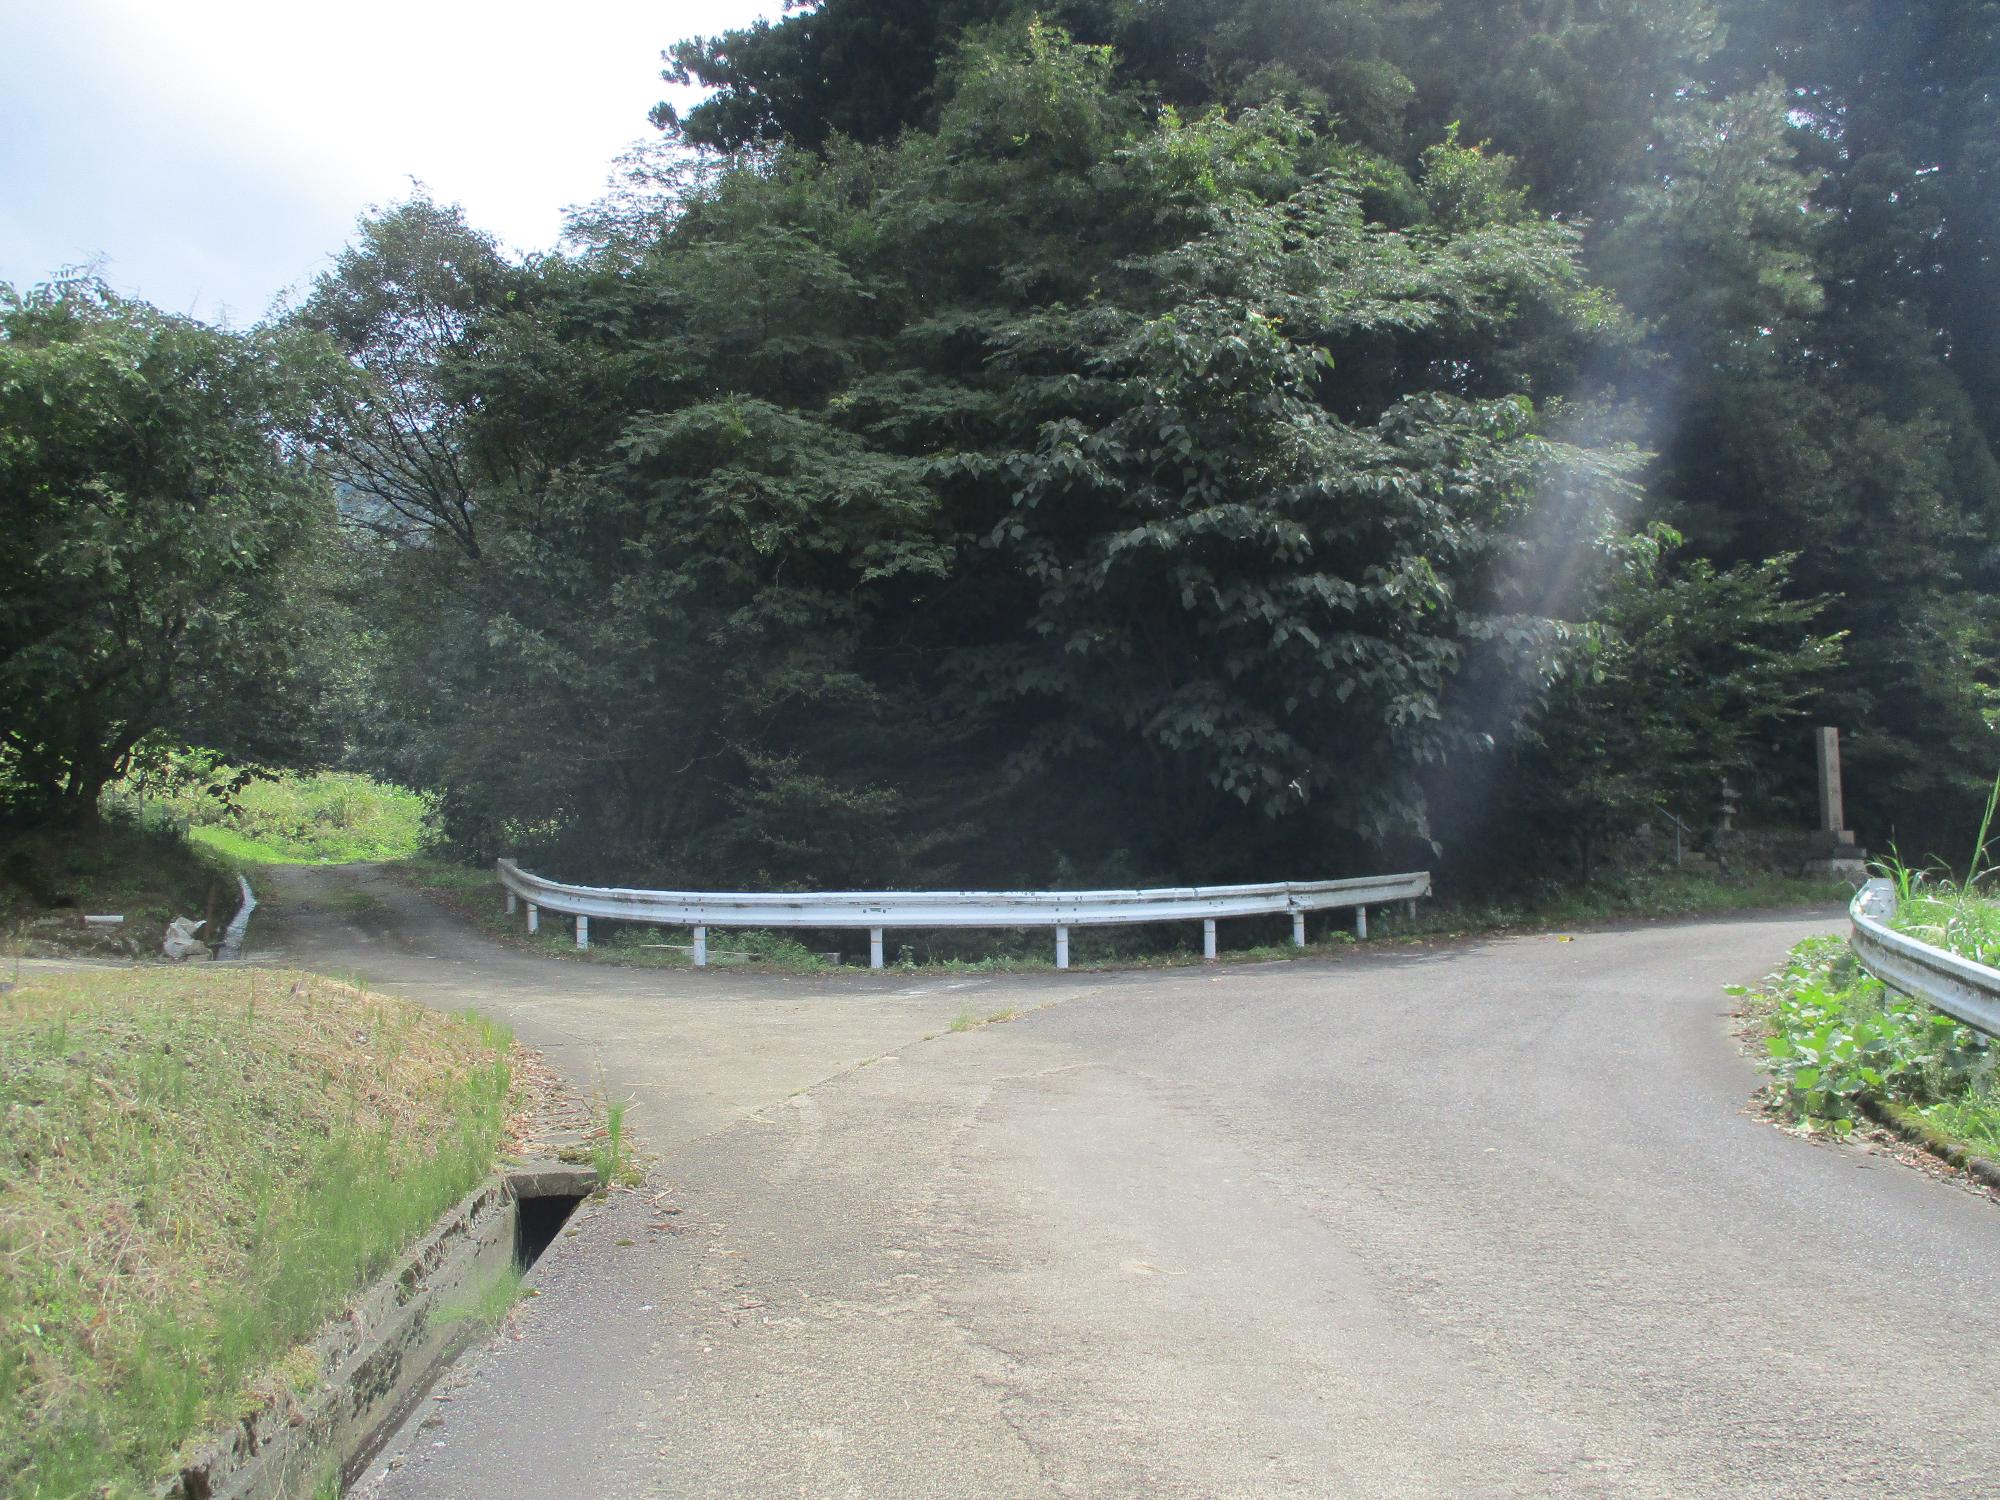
[1849,877,2000,1038]
[496,858,1431,969]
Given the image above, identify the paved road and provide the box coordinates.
[254,867,2000,1498]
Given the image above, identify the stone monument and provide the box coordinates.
[1803,726,1869,879]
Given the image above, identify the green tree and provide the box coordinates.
[352,25,1651,883]
[1507,530,1841,879]
[296,197,515,556]
[0,277,338,827]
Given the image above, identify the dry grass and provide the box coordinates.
[0,966,514,1498]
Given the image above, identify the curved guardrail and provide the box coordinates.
[496,858,1430,969]
[1849,877,2000,1038]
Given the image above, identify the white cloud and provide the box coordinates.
[1,0,776,322]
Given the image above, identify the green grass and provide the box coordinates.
[592,1097,639,1188]
[945,1006,1019,1036]
[1879,767,2000,967]
[112,767,435,866]
[0,967,515,1498]
[1895,891,2000,969]
[1742,936,2000,1155]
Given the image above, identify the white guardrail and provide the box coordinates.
[496,859,1431,970]
[1849,877,2000,1038]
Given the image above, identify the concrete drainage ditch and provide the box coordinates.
[163,1164,596,1500]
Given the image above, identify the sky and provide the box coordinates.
[0,0,778,326]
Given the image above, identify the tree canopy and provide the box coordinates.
[306,5,1946,887]
[19,0,1993,892]
[0,278,339,827]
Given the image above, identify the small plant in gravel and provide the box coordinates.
[592,1097,641,1188]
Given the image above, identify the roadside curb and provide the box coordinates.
[160,1162,597,1500]
[1859,1095,2000,1194]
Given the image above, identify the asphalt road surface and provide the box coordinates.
[250,866,2000,1498]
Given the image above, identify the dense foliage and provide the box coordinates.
[13,0,1997,893]
[637,0,1999,877]
[0,279,340,828]
[1754,935,1996,1147]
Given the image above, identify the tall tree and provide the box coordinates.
[296,198,514,556]
[0,277,339,827]
[360,25,1668,883]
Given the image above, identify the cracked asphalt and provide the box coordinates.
[250,865,2000,1498]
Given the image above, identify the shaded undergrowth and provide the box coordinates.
[0,812,240,960]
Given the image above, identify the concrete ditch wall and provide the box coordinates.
[160,1165,595,1500]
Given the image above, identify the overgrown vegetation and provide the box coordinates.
[1883,774,2000,969]
[0,280,343,831]
[110,750,435,865]
[9,0,1996,902]
[1747,938,1999,1153]
[0,757,429,956]
[0,967,514,1498]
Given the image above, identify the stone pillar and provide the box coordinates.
[1805,726,1867,877]
[1815,727,1845,838]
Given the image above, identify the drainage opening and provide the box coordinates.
[515,1189,588,1270]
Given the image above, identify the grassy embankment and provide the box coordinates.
[399,856,1850,976]
[0,816,243,961]
[0,966,514,1499]
[1746,871,2000,1160]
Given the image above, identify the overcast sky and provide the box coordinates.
[0,0,777,326]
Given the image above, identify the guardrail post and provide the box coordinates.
[526,902,539,935]
[1355,906,1368,940]
[1203,919,1217,961]
[693,926,707,967]
[870,927,884,970]
[1406,900,1417,923]
[505,891,517,916]
[575,915,589,950]
[1056,926,1070,969]
[1291,912,1305,948]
